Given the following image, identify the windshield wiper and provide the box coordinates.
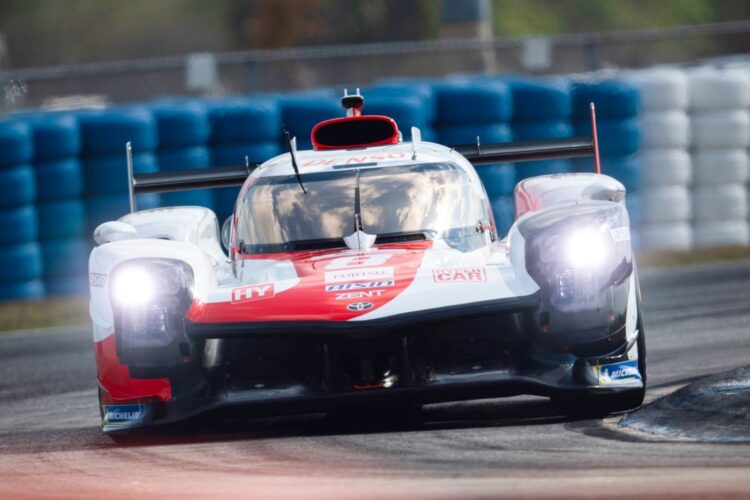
[283,128,307,194]
[353,169,363,232]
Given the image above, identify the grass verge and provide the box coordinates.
[0,297,89,333]
[637,245,750,268]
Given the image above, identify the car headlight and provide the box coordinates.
[522,203,632,315]
[111,267,156,306]
[564,228,609,269]
[110,259,194,351]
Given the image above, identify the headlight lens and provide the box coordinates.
[111,267,155,306]
[522,203,631,314]
[110,259,194,350]
[563,228,609,269]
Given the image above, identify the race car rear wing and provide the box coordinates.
[127,103,602,212]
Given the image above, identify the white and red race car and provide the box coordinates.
[89,91,645,435]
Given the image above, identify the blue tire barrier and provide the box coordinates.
[0,164,36,208]
[436,81,513,125]
[573,118,641,157]
[293,138,314,151]
[509,79,571,122]
[365,94,431,135]
[0,279,45,301]
[45,275,89,297]
[214,187,240,223]
[476,164,516,197]
[209,98,281,145]
[42,238,89,278]
[419,126,438,142]
[0,205,38,245]
[152,102,210,148]
[570,80,640,120]
[279,98,343,143]
[513,121,572,141]
[573,155,641,193]
[161,190,215,209]
[87,193,160,230]
[84,152,158,195]
[0,120,33,167]
[34,158,83,201]
[38,200,86,240]
[626,192,641,227]
[366,83,437,125]
[516,159,572,183]
[212,142,282,167]
[437,123,513,146]
[158,146,210,171]
[25,113,81,160]
[157,147,214,208]
[491,196,516,236]
[570,157,598,174]
[601,155,641,194]
[0,243,43,283]
[77,107,157,155]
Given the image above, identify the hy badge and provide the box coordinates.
[595,359,641,385]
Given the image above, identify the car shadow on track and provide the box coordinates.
[0,397,584,453]
[105,396,574,447]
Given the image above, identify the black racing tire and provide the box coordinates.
[554,302,647,418]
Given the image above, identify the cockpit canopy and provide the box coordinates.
[235,162,489,254]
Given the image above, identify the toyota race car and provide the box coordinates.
[89,90,646,436]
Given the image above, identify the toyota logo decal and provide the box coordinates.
[346,302,374,312]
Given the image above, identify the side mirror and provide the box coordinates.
[221,216,232,252]
[93,221,138,246]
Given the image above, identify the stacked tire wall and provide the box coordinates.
[570,80,642,245]
[509,78,574,217]
[79,108,161,232]
[688,69,750,248]
[629,69,692,251]
[434,80,516,234]
[152,101,214,213]
[0,120,44,300]
[27,113,88,296]
[209,98,282,221]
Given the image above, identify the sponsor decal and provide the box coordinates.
[301,152,407,168]
[89,272,107,288]
[103,404,145,426]
[433,267,487,283]
[231,283,275,304]
[346,302,374,312]
[335,290,385,300]
[595,359,642,385]
[325,267,394,284]
[325,280,394,292]
[610,226,631,242]
[325,253,392,270]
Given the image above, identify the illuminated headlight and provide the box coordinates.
[110,259,194,350]
[111,267,155,306]
[563,228,608,269]
[110,260,188,307]
[527,224,618,313]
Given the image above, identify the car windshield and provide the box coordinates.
[235,162,488,254]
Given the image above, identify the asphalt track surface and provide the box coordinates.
[2,261,750,499]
